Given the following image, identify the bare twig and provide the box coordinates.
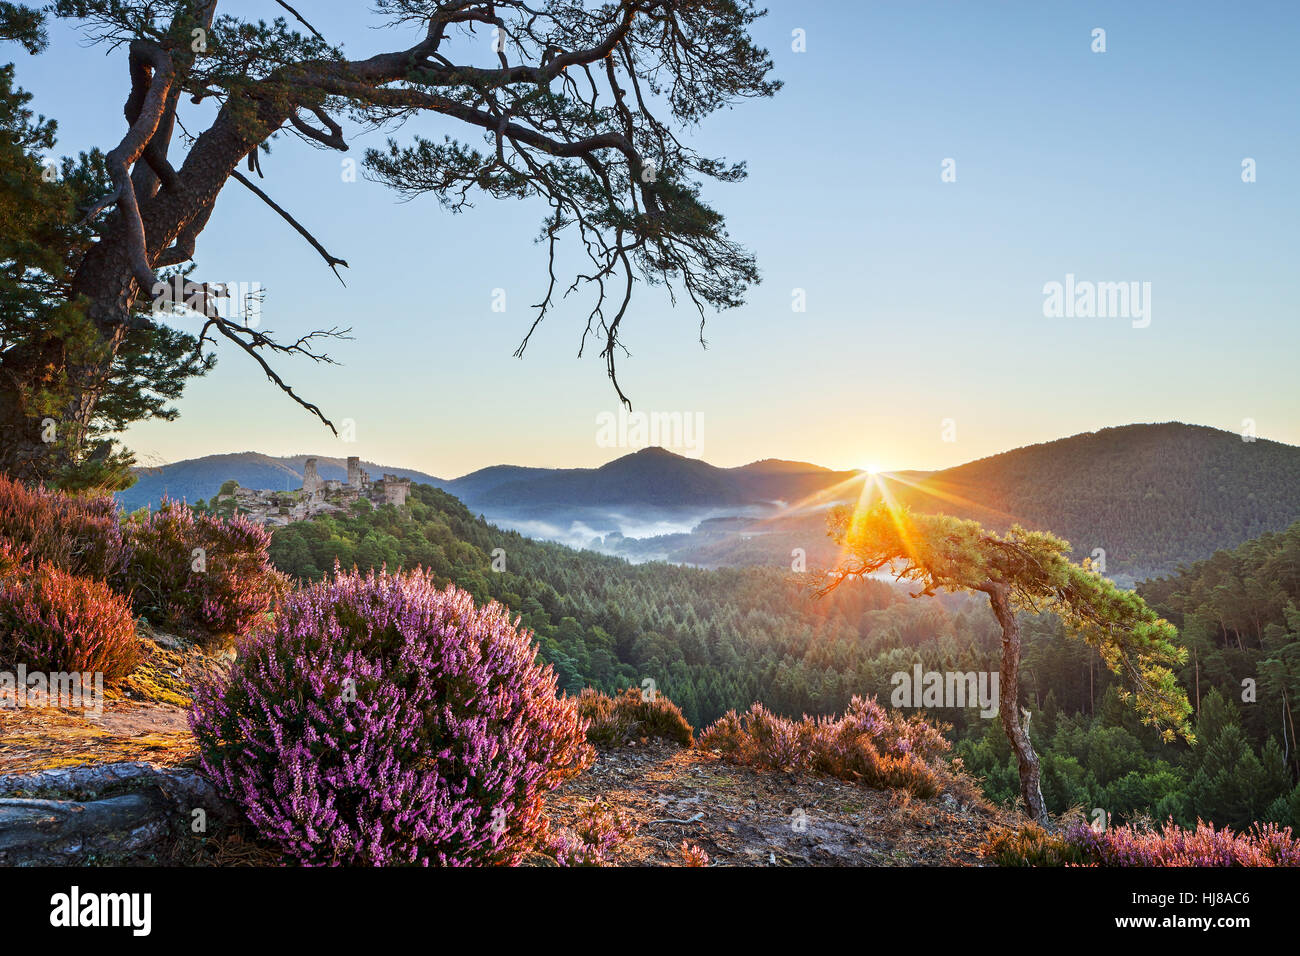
[232,170,349,282]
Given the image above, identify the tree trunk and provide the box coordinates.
[62,96,271,435]
[985,582,1048,824]
[0,93,282,482]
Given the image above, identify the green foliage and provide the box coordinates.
[827,501,1193,742]
[1140,520,1300,771]
[0,3,46,54]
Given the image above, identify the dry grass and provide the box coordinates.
[578,687,694,747]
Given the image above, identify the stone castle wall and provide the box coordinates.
[218,458,410,527]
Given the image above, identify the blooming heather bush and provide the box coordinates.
[0,473,128,581]
[0,551,141,681]
[190,567,593,866]
[1066,820,1300,867]
[681,841,710,866]
[548,799,636,866]
[578,687,694,747]
[699,696,951,797]
[0,540,24,579]
[119,498,288,638]
[984,820,1300,867]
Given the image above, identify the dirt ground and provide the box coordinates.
[1,630,1005,866]
[0,632,202,778]
[543,742,1004,866]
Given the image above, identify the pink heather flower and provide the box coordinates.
[190,566,592,865]
[1064,819,1300,867]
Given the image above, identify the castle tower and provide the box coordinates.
[347,456,368,488]
[378,475,411,508]
[302,457,322,498]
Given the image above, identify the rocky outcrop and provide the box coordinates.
[0,761,235,865]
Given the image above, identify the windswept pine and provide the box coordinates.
[0,0,1295,919]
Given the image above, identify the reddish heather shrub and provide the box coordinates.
[0,556,141,682]
[984,819,1300,867]
[1065,820,1300,867]
[0,540,25,578]
[681,841,710,867]
[119,498,289,637]
[699,696,950,797]
[190,567,593,866]
[577,687,694,747]
[696,708,746,757]
[548,799,636,866]
[0,473,128,581]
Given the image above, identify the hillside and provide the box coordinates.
[264,481,1300,832]
[451,447,863,508]
[5,474,1298,865]
[121,423,1300,581]
[117,453,443,512]
[614,424,1300,581]
[891,423,1300,580]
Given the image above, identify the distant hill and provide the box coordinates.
[440,464,567,503]
[119,446,890,517]
[445,447,865,508]
[888,423,1300,580]
[120,423,1300,581]
[606,424,1300,582]
[446,447,819,508]
[117,453,443,512]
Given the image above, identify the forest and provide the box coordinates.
[252,482,1300,832]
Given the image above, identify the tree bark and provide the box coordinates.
[64,99,273,421]
[0,793,171,864]
[985,582,1048,824]
[0,92,283,483]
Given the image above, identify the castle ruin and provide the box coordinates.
[215,456,411,526]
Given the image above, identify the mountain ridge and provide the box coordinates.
[118,452,444,512]
[116,423,1300,580]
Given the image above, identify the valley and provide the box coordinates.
[128,422,1300,584]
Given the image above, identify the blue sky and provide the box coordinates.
[13,1,1299,477]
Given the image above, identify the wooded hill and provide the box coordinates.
[611,423,1300,582]
[260,480,1300,831]
[139,423,1300,582]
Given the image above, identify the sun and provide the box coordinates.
[861,463,880,476]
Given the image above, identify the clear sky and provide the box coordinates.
[13,1,1299,478]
